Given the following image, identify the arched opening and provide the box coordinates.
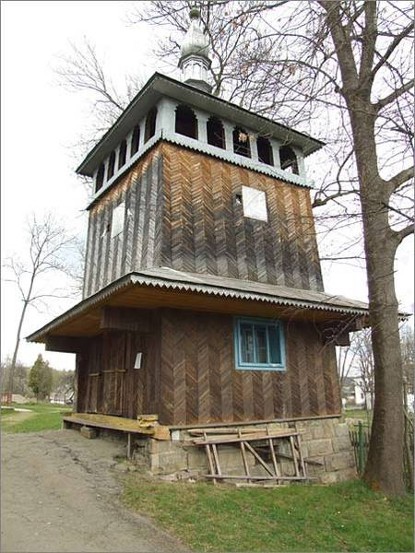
[207,117,225,149]
[233,127,251,158]
[107,151,116,180]
[279,145,299,174]
[145,108,157,142]
[257,137,274,166]
[175,104,198,139]
[118,139,127,169]
[95,164,105,192]
[130,125,140,156]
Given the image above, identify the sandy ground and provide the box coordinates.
[1,430,190,553]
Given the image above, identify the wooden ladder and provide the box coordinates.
[194,429,308,484]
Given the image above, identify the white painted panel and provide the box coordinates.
[111,202,125,237]
[242,186,268,222]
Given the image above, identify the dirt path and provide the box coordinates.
[1,430,190,553]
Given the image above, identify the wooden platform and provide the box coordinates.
[63,413,170,457]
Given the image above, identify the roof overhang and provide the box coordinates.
[76,73,325,177]
[27,268,370,345]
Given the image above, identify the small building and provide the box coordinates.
[28,9,369,483]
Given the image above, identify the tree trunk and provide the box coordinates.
[348,102,405,495]
[8,299,30,394]
[361,201,404,495]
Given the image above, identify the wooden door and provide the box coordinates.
[101,332,127,416]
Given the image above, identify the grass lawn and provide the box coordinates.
[343,409,372,424]
[123,478,414,552]
[1,402,72,433]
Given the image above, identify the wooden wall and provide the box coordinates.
[83,149,164,298]
[159,309,340,426]
[161,143,324,291]
[75,308,341,426]
[76,327,160,419]
[83,142,324,298]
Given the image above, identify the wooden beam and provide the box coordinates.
[45,336,88,353]
[100,307,154,332]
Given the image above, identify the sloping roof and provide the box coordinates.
[27,267,369,343]
[76,73,325,177]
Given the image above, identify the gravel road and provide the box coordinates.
[1,430,189,553]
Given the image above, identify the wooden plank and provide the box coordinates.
[45,336,88,353]
[296,434,307,477]
[268,438,280,477]
[100,307,154,333]
[189,428,267,436]
[290,435,300,477]
[205,475,309,481]
[203,431,217,485]
[193,430,301,445]
[211,444,222,477]
[239,429,251,480]
[244,441,274,477]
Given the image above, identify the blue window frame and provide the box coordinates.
[234,317,286,371]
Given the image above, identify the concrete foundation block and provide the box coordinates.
[187,447,209,471]
[80,426,97,439]
[332,436,353,453]
[307,438,334,457]
[325,451,355,472]
[334,423,350,438]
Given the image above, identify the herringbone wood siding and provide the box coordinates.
[159,309,340,426]
[76,308,340,425]
[161,143,324,291]
[83,142,324,297]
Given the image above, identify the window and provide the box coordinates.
[233,127,251,157]
[175,104,198,139]
[257,136,274,166]
[118,139,127,169]
[234,318,285,370]
[279,145,299,175]
[145,107,157,142]
[207,117,225,149]
[131,125,140,156]
[95,163,105,193]
[107,151,116,180]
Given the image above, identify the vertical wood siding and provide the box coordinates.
[83,150,164,297]
[77,327,159,418]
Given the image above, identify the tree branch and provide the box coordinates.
[371,21,414,77]
[394,224,414,245]
[375,79,414,111]
[386,166,414,192]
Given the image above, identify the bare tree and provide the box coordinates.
[55,37,144,152]
[351,329,375,411]
[401,324,415,394]
[337,344,358,391]
[3,214,80,393]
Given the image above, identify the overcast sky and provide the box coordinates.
[1,1,413,371]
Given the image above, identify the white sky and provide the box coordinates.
[1,1,413,371]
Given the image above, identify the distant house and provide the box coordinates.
[341,377,372,409]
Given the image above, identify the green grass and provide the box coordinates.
[1,402,72,433]
[122,478,414,552]
[343,409,372,423]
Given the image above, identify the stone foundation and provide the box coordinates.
[131,416,357,484]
